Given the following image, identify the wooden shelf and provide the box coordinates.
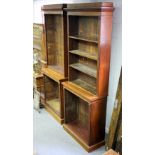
[46,98,60,116]
[72,79,96,95]
[69,50,98,61]
[42,67,65,82]
[69,35,98,44]
[64,120,89,145]
[62,81,98,102]
[70,63,97,78]
[48,65,64,75]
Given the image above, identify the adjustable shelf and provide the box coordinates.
[69,35,98,44]
[69,50,98,61]
[70,63,97,78]
[71,79,96,95]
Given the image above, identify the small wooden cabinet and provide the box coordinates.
[41,4,68,123]
[62,2,114,152]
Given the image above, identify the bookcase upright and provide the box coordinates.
[62,2,114,152]
[41,4,68,124]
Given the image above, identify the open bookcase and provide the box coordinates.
[63,82,107,152]
[62,2,114,151]
[42,4,68,77]
[67,3,114,97]
[41,4,68,123]
[42,67,67,124]
[68,16,98,94]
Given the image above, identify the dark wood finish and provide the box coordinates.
[42,4,67,11]
[63,85,107,152]
[62,2,114,152]
[42,4,68,77]
[105,70,122,151]
[41,5,68,119]
[65,2,113,11]
[67,3,114,97]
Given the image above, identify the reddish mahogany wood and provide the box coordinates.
[67,2,114,97]
[63,2,114,151]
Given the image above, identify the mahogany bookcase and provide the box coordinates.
[41,4,68,124]
[62,2,114,151]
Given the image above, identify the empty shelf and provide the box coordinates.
[70,63,97,78]
[69,50,98,61]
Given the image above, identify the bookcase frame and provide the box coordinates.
[42,67,67,124]
[41,4,68,123]
[63,81,107,152]
[66,2,114,97]
[41,4,68,77]
[62,2,114,151]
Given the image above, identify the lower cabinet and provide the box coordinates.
[63,82,107,152]
[42,69,67,124]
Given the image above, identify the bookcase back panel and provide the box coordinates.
[45,76,59,98]
[68,15,100,95]
[69,16,99,41]
[45,14,64,74]
[65,90,89,124]
[69,54,97,70]
[44,76,60,115]
[69,67,97,94]
[64,89,89,144]
[69,39,98,59]
[78,42,98,56]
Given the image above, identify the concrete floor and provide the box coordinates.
[33,108,105,155]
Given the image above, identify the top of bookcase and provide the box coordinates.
[65,2,114,12]
[41,4,67,11]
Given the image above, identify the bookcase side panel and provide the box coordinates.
[89,98,107,145]
[97,13,113,97]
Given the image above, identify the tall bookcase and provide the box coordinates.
[62,2,114,152]
[41,4,68,124]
